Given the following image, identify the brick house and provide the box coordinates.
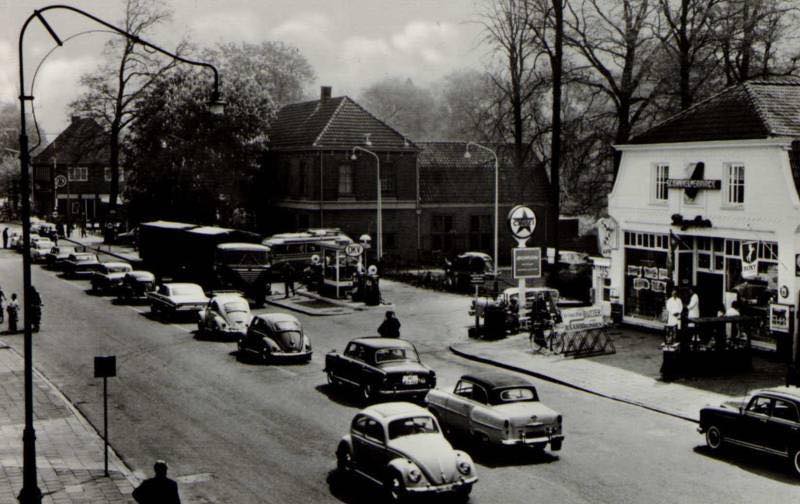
[32,116,119,225]
[262,87,555,266]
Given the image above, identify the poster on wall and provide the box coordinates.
[658,268,670,280]
[651,280,667,293]
[633,278,650,290]
[644,267,658,279]
[741,241,758,279]
[769,304,791,333]
[627,265,642,276]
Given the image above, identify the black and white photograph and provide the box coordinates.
[1,0,800,502]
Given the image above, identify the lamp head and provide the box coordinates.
[364,133,372,147]
[209,90,225,115]
[350,152,358,161]
[463,150,472,159]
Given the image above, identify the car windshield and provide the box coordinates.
[494,387,538,404]
[75,254,95,262]
[274,320,300,331]
[388,415,439,440]
[171,286,203,296]
[107,265,129,273]
[223,301,249,313]
[374,347,420,364]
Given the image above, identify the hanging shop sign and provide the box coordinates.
[651,280,667,293]
[633,278,650,290]
[627,265,642,276]
[769,304,791,333]
[507,205,536,244]
[597,217,619,258]
[741,241,758,280]
[643,267,658,279]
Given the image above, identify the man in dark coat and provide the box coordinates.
[133,460,181,504]
[283,262,296,298]
[2,227,8,249]
[377,310,401,338]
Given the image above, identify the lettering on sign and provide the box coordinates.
[633,278,650,290]
[769,304,791,333]
[513,247,541,279]
[666,179,721,190]
[507,206,537,242]
[741,241,758,280]
[560,305,605,331]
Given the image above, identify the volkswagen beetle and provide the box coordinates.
[336,402,477,503]
[237,313,311,362]
[197,293,252,339]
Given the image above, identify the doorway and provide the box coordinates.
[696,272,724,317]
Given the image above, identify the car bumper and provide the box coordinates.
[173,304,206,311]
[406,476,478,494]
[501,434,564,447]
[270,350,312,360]
[375,387,432,398]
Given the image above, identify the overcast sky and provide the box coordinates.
[0,0,489,140]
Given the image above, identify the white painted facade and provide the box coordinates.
[607,138,800,348]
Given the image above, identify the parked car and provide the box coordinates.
[335,402,477,503]
[426,371,563,451]
[147,283,209,319]
[198,292,252,339]
[16,233,39,252]
[444,252,494,292]
[45,245,76,269]
[699,387,800,476]
[470,287,561,318]
[63,252,101,278]
[237,312,311,362]
[325,337,436,403]
[90,262,133,294]
[29,239,54,263]
[8,232,21,250]
[117,270,156,302]
[33,222,57,240]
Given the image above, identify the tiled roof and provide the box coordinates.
[417,141,551,204]
[629,77,800,144]
[33,117,109,164]
[268,96,417,151]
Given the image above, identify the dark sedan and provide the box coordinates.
[699,387,800,477]
[237,313,312,363]
[325,337,436,403]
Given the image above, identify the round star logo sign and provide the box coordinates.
[507,205,536,240]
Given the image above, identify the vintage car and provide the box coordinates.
[90,261,133,294]
[444,251,494,293]
[336,402,477,503]
[117,270,156,301]
[237,312,311,362]
[325,337,436,403]
[198,292,252,339]
[45,245,76,269]
[426,371,563,451]
[470,287,561,318]
[16,233,39,252]
[699,387,800,476]
[8,231,21,250]
[32,222,57,240]
[147,283,209,319]
[63,252,101,278]
[29,239,54,263]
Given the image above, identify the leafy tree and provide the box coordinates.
[358,78,438,141]
[436,69,504,142]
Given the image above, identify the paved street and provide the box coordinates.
[0,247,797,503]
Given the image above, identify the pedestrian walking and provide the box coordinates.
[664,289,683,345]
[6,293,19,333]
[30,286,42,333]
[80,220,87,238]
[377,310,401,338]
[132,460,181,504]
[2,227,8,249]
[686,286,700,320]
[283,262,296,298]
[0,285,5,324]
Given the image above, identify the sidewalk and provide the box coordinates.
[451,326,790,422]
[0,339,137,503]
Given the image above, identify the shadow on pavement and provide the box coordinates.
[693,445,800,484]
[315,383,365,409]
[445,435,560,468]
[326,470,388,504]
[194,330,240,343]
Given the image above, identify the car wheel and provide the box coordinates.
[150,303,159,315]
[705,426,723,451]
[336,445,353,475]
[384,472,407,504]
[791,447,800,478]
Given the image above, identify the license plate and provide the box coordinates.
[402,375,419,385]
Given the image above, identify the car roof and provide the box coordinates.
[217,242,270,251]
[350,337,415,350]
[212,293,249,303]
[755,387,800,401]
[164,282,203,289]
[362,402,430,421]
[255,313,299,324]
[457,251,492,260]
[101,262,131,269]
[460,371,534,390]
[126,270,155,279]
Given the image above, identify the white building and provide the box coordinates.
[607,78,800,352]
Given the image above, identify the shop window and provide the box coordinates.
[725,163,745,205]
[713,238,724,252]
[697,253,711,270]
[714,254,724,271]
[68,166,88,181]
[759,242,778,261]
[652,163,669,202]
[338,164,353,196]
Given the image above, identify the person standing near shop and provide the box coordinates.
[2,227,8,249]
[6,293,19,333]
[377,310,401,338]
[686,287,700,320]
[665,289,683,344]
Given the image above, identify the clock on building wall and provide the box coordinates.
[795,254,800,276]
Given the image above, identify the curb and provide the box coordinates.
[0,340,141,489]
[449,344,699,424]
[263,296,352,316]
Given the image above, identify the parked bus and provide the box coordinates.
[214,243,272,306]
[262,228,352,270]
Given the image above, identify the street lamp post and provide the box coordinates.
[16,6,224,503]
[464,142,499,277]
[350,145,382,261]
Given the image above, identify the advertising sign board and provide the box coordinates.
[513,247,541,279]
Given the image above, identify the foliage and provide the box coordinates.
[358,78,439,140]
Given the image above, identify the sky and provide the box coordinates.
[0,0,490,141]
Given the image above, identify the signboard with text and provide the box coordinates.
[741,241,758,279]
[513,247,541,279]
[666,179,721,190]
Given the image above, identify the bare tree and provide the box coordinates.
[565,0,663,177]
[70,0,179,229]
[436,69,506,143]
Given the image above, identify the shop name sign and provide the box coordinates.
[513,247,541,279]
[666,179,721,190]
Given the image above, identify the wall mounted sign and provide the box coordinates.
[513,247,541,279]
[597,217,618,258]
[666,179,721,190]
[780,285,789,299]
[769,304,791,333]
[741,241,758,280]
[671,213,712,230]
[507,205,536,244]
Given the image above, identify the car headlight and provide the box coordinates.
[407,468,422,483]
[457,460,471,475]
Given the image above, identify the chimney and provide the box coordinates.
[320,86,332,102]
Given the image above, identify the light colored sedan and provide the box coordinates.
[426,371,563,451]
[336,402,477,503]
[198,293,251,339]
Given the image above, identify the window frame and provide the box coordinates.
[68,166,88,182]
[337,164,354,197]
[651,163,669,204]
[724,162,745,207]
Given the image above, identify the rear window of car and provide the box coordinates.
[223,302,249,313]
[274,320,300,331]
[388,416,438,439]
[171,286,203,296]
[375,347,419,363]
[495,387,538,404]
[107,265,130,273]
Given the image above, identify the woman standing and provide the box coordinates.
[6,293,19,333]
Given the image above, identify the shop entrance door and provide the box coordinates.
[696,272,723,317]
[677,250,694,288]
